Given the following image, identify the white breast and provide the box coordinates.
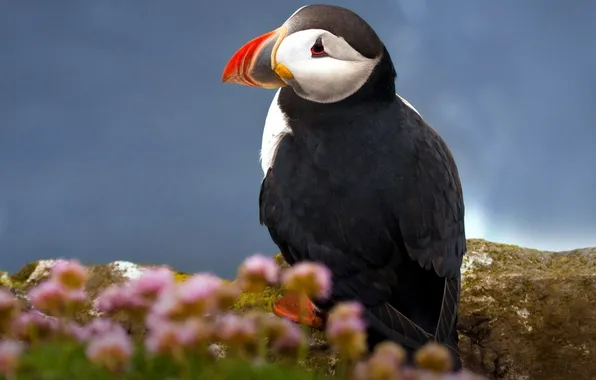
[260,89,292,175]
[258,90,422,175]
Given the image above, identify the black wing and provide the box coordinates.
[384,100,466,346]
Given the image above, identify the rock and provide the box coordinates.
[2,239,594,379]
[459,239,596,380]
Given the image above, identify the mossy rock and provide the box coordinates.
[459,239,596,380]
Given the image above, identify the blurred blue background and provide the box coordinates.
[1,0,595,278]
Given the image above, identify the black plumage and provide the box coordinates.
[258,45,466,369]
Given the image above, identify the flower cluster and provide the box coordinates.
[0,255,485,379]
[28,259,88,317]
[325,301,368,360]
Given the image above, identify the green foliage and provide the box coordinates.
[15,340,325,380]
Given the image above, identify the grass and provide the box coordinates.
[14,339,324,380]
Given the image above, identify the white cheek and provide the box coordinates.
[276,30,379,103]
[275,29,321,65]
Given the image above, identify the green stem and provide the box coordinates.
[257,326,267,363]
[297,294,308,365]
[338,358,349,380]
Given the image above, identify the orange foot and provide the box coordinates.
[273,294,326,329]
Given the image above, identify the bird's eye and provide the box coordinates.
[310,38,326,57]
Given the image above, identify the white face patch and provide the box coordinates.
[260,89,291,175]
[275,29,379,104]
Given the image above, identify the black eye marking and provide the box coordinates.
[310,37,327,57]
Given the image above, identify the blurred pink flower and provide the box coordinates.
[28,280,86,316]
[281,261,332,300]
[96,285,128,313]
[0,339,25,377]
[175,318,212,347]
[82,318,128,342]
[0,289,17,329]
[238,254,280,292]
[177,273,222,311]
[62,321,88,342]
[96,284,147,314]
[12,311,58,341]
[326,315,366,338]
[216,313,257,346]
[145,315,211,353]
[270,320,302,356]
[149,288,183,320]
[51,259,87,289]
[0,289,16,311]
[129,267,174,299]
[326,301,364,324]
[145,320,182,356]
[86,331,133,372]
[150,273,222,320]
[325,301,368,359]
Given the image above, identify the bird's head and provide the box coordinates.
[222,4,388,104]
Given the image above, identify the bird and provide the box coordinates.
[221,4,466,370]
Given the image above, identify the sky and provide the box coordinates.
[1,0,595,278]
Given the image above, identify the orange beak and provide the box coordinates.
[222,27,293,89]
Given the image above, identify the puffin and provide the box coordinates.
[222,4,466,370]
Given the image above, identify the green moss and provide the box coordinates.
[173,271,192,282]
[10,260,40,285]
[273,253,290,269]
[232,285,285,313]
[0,271,11,287]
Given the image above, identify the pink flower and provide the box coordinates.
[145,317,212,355]
[12,311,58,341]
[215,313,257,346]
[0,289,16,312]
[326,315,366,338]
[147,293,180,324]
[51,259,87,289]
[326,301,364,324]
[0,339,25,377]
[95,285,129,313]
[129,267,174,299]
[281,261,332,300]
[238,254,280,292]
[270,321,302,356]
[145,321,182,356]
[150,273,222,320]
[177,273,221,309]
[95,285,146,314]
[175,318,212,347]
[212,282,242,311]
[86,331,133,372]
[82,318,128,342]
[325,301,368,359]
[28,280,86,317]
[63,322,88,342]
[0,289,17,331]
